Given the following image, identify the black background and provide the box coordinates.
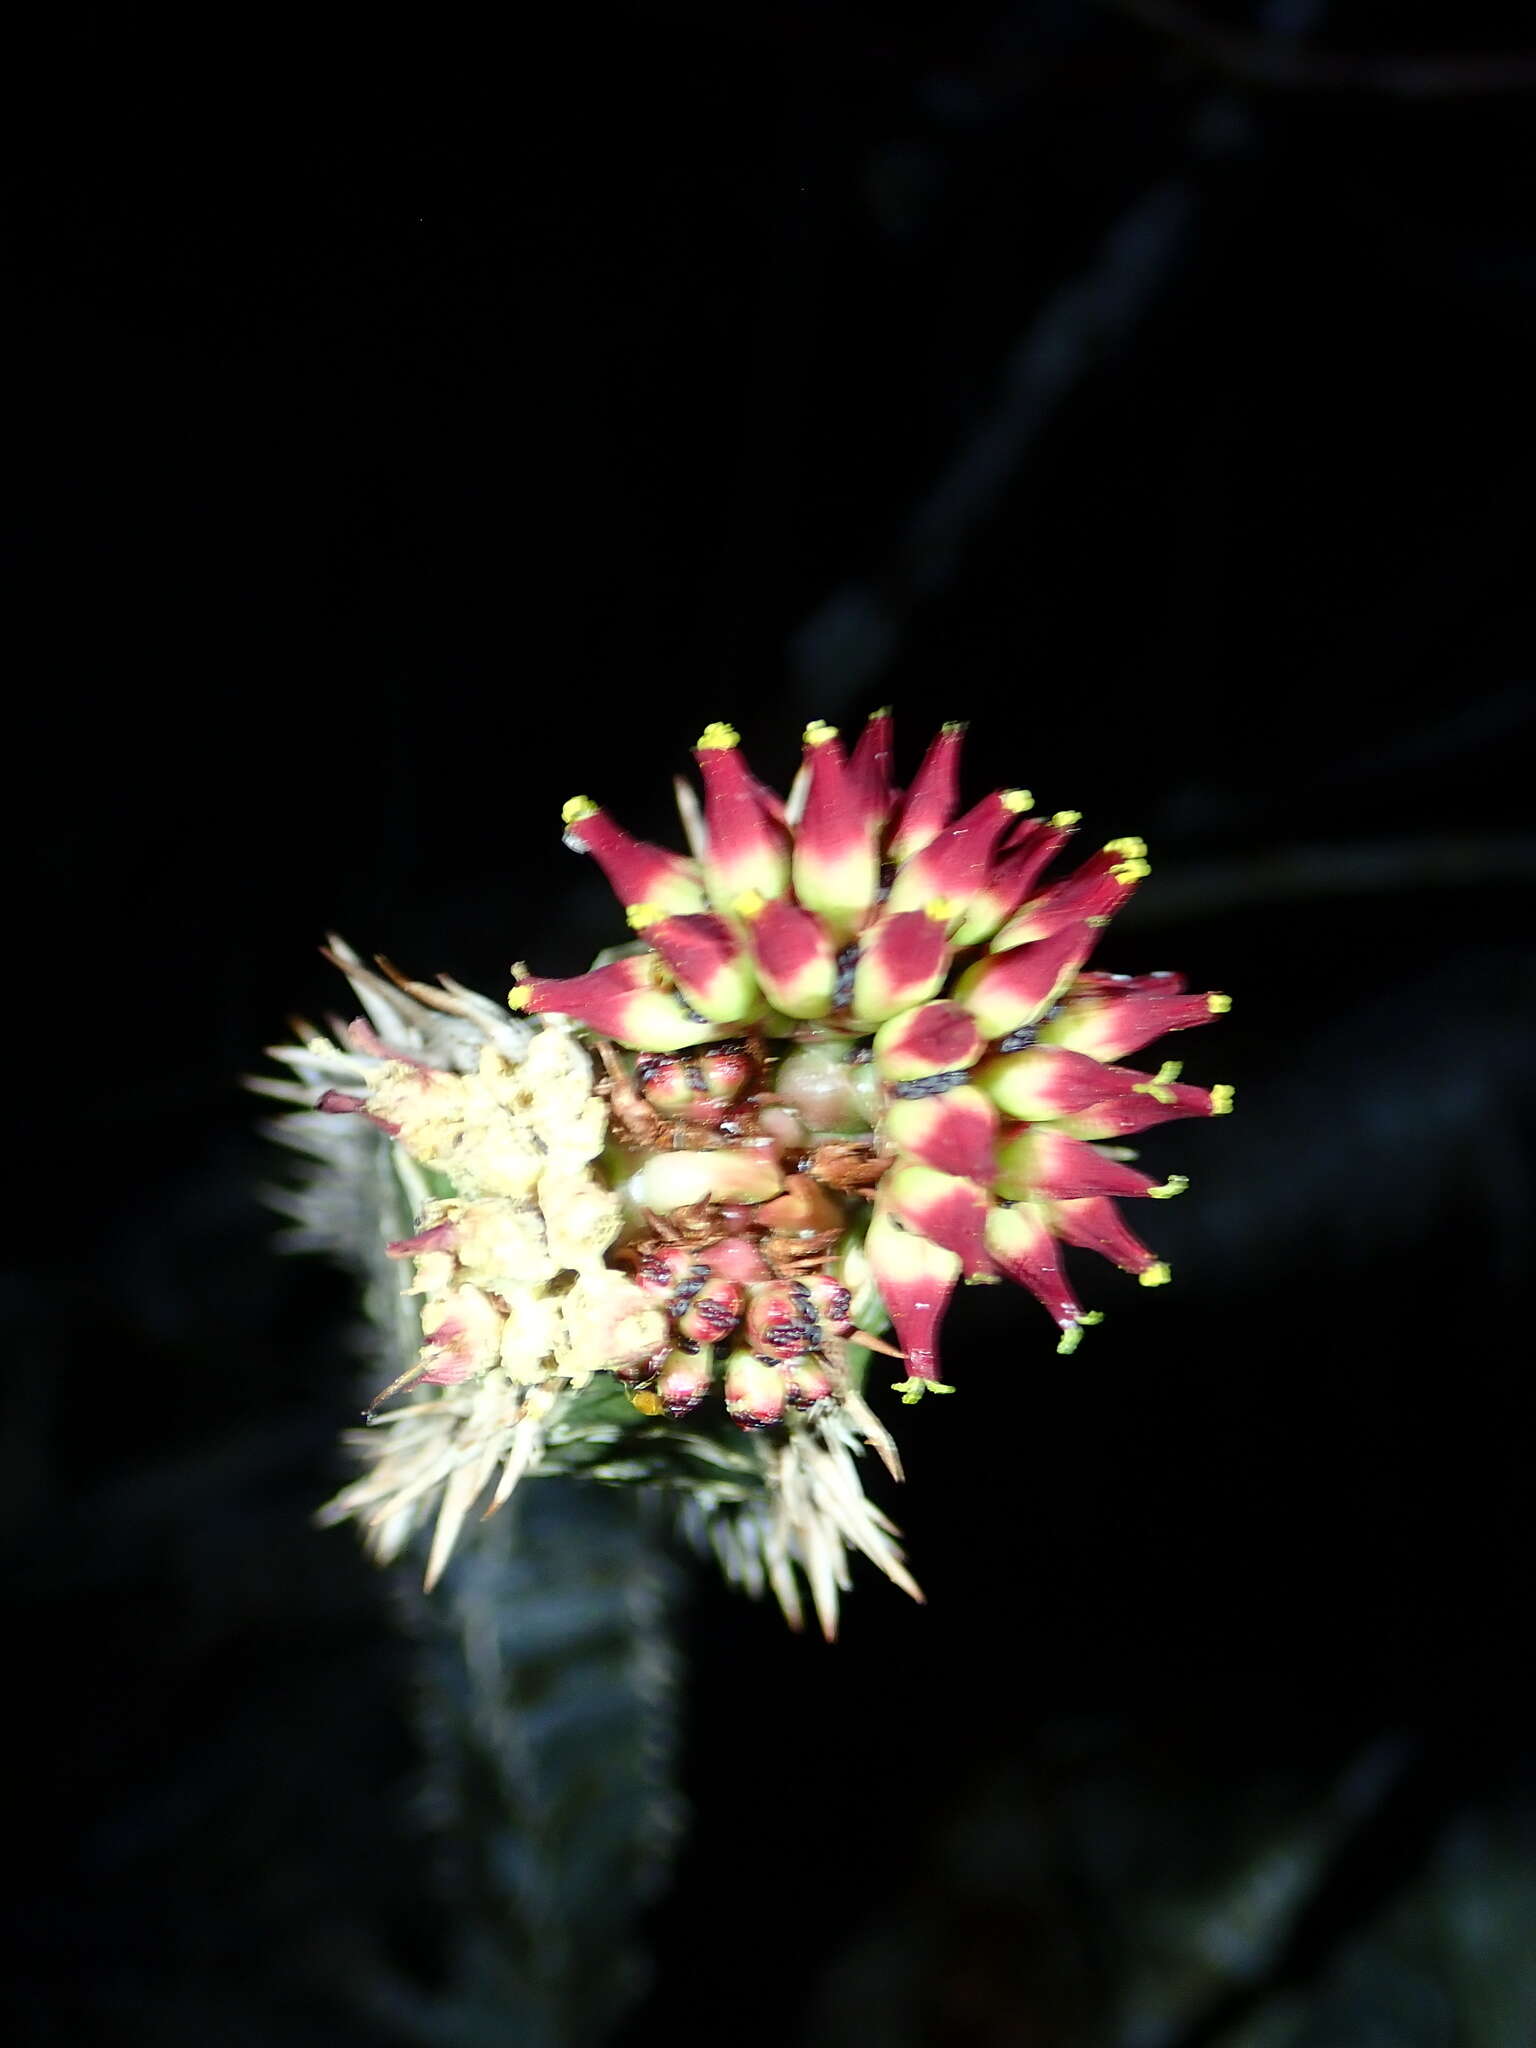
[13,3,1536,2043]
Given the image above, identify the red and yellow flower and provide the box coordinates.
[500,715,1231,1414]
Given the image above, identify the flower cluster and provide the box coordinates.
[502,714,1230,1407]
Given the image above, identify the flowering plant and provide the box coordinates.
[264,714,1228,1631]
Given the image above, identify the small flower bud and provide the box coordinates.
[872,1000,983,1084]
[723,1350,788,1430]
[745,1279,820,1360]
[656,1344,716,1416]
[735,890,839,1018]
[633,910,759,1023]
[560,795,707,917]
[850,906,953,1023]
[783,1356,836,1409]
[791,722,881,936]
[953,921,1097,1037]
[774,1042,873,1135]
[881,1084,999,1181]
[630,1146,784,1214]
[700,1233,773,1284]
[635,1244,706,1303]
[692,722,792,906]
[676,1273,747,1346]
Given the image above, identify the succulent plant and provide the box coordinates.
[263,714,1228,1632]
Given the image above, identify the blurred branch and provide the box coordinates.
[1102,0,1536,98]
[789,174,1200,705]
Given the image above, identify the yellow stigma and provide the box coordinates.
[1139,1262,1172,1288]
[696,721,739,751]
[507,987,531,1012]
[803,719,839,747]
[1002,788,1034,813]
[561,794,600,826]
[1051,810,1082,828]
[625,902,664,930]
[1208,992,1233,1014]
[1210,1084,1236,1115]
[1111,857,1152,885]
[1150,1174,1189,1200]
[1055,1309,1104,1355]
[1103,836,1147,858]
[1133,1059,1184,1104]
[924,897,955,922]
[732,889,766,919]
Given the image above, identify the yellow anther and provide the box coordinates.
[561,794,600,826]
[1150,1174,1189,1200]
[1133,1059,1184,1104]
[1139,1262,1172,1288]
[625,902,664,931]
[803,719,839,747]
[1210,1084,1235,1115]
[1002,788,1034,813]
[1111,857,1152,885]
[507,987,531,1012]
[696,720,739,751]
[1103,836,1147,858]
[732,889,766,920]
[630,1389,666,1416]
[1208,992,1233,1014]
[1051,810,1082,828]
[1055,1309,1103,1356]
[891,1377,956,1403]
[924,897,955,922]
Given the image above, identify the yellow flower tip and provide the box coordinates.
[1056,1310,1104,1355]
[625,902,664,930]
[507,986,531,1012]
[1150,1174,1189,1201]
[941,719,969,734]
[1111,857,1152,886]
[1139,1262,1172,1288]
[696,720,739,751]
[1103,836,1147,858]
[1208,992,1233,1014]
[1051,809,1082,828]
[1133,1057,1184,1103]
[1085,914,1111,929]
[1210,1084,1236,1116]
[803,719,839,747]
[630,1389,667,1415]
[732,888,766,920]
[924,896,955,922]
[561,794,600,826]
[1002,788,1034,813]
[869,704,893,721]
[892,1377,955,1403]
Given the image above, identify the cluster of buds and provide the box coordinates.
[318,1016,671,1416]
[495,714,1230,1412]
